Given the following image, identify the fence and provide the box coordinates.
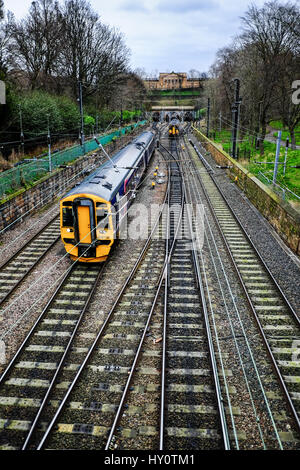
[257,171,300,202]
[0,121,147,199]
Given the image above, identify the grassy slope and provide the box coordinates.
[270,120,300,146]
[210,129,300,199]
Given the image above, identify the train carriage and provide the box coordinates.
[60,131,156,263]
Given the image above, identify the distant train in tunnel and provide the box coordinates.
[168,118,181,138]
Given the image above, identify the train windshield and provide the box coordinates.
[62,206,74,227]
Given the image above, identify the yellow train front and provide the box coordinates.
[168,119,180,138]
[60,131,155,262]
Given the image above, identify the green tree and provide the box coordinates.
[54,95,80,135]
[20,91,63,135]
[84,114,95,134]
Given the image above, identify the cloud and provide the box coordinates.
[119,0,218,14]
[119,1,148,12]
[7,0,277,75]
[157,0,218,13]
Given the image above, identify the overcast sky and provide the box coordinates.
[3,0,290,75]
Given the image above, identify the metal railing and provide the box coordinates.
[258,171,300,202]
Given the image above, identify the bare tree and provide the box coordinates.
[109,72,147,112]
[0,8,11,73]
[60,0,130,101]
[276,52,300,148]
[9,0,63,89]
[188,69,201,79]
[240,1,300,153]
[0,1,4,20]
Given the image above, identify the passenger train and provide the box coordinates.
[168,118,181,138]
[60,131,156,263]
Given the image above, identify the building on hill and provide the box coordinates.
[144,72,202,90]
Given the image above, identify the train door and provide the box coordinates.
[73,198,95,245]
[78,205,91,244]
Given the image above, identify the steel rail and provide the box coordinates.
[157,139,183,450]
[157,138,231,449]
[184,140,283,444]
[22,261,106,450]
[179,145,240,449]
[159,153,171,451]
[190,139,299,326]
[174,140,231,450]
[105,145,185,450]
[0,215,60,307]
[188,137,300,432]
[36,162,171,450]
[0,214,59,271]
[0,260,78,387]
[183,142,271,446]
[0,246,104,450]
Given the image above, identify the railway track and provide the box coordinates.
[157,139,230,450]
[1,125,298,450]
[0,144,169,450]
[0,214,60,307]
[98,136,232,451]
[0,260,104,450]
[181,134,300,447]
[187,137,300,426]
[28,166,169,450]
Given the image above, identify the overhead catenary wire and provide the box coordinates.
[0,122,144,234]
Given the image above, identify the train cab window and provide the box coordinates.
[96,203,109,229]
[62,207,74,227]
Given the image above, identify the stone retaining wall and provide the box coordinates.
[0,129,144,233]
[192,127,300,256]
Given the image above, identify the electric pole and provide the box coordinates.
[256,101,263,149]
[47,115,52,173]
[206,98,210,138]
[19,104,24,156]
[273,130,282,185]
[96,114,99,135]
[219,111,222,134]
[78,81,85,152]
[283,137,289,176]
[231,78,242,159]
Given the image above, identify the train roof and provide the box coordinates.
[62,131,155,203]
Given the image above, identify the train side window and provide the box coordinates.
[62,207,74,227]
